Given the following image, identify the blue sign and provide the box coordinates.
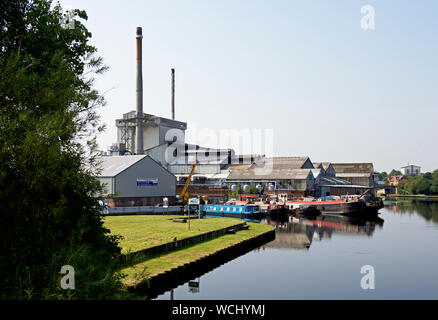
[136,178,158,186]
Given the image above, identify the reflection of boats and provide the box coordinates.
[292,205,319,217]
[263,214,384,250]
[266,203,289,217]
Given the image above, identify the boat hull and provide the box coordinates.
[287,200,382,217]
[204,211,262,220]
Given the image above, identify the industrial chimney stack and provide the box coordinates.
[135,27,144,155]
[171,68,175,120]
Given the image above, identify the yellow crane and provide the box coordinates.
[179,160,199,204]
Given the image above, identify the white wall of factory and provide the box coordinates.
[117,124,186,153]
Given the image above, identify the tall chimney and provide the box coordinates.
[171,68,175,120]
[135,27,144,155]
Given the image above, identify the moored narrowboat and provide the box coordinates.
[202,203,265,220]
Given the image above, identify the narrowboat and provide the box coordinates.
[201,203,265,220]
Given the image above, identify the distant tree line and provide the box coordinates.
[397,170,438,195]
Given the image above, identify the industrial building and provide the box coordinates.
[226,157,316,197]
[312,162,336,177]
[96,155,176,207]
[100,26,377,205]
[331,163,376,188]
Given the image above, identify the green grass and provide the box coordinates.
[103,215,243,254]
[121,223,274,286]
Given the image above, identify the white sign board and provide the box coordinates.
[189,198,200,205]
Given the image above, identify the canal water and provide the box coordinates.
[155,200,438,300]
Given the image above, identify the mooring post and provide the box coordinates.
[188,205,190,231]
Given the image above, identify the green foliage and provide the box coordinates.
[0,0,123,299]
[244,185,259,195]
[389,169,402,176]
[376,171,388,182]
[397,170,438,196]
[229,185,261,199]
[230,186,241,199]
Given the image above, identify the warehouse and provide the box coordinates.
[331,163,375,187]
[96,155,176,207]
[226,157,316,197]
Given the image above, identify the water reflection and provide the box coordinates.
[156,201,438,300]
[386,199,438,224]
[262,214,384,250]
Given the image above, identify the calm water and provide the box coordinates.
[156,200,438,300]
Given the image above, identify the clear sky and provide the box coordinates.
[59,0,437,172]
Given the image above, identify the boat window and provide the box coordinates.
[227,207,230,211]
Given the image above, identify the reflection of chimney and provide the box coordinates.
[171,68,175,120]
[135,27,144,155]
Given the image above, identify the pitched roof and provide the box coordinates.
[312,162,322,169]
[97,155,147,177]
[228,166,313,180]
[270,157,312,169]
[227,157,314,180]
[401,164,421,168]
[332,163,374,175]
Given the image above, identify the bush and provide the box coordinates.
[0,0,124,299]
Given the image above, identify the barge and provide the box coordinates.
[286,198,383,216]
[201,203,265,220]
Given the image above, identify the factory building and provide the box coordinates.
[332,163,375,187]
[96,155,176,207]
[101,27,377,205]
[312,162,336,177]
[226,157,316,197]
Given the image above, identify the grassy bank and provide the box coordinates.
[120,222,274,287]
[387,194,438,199]
[104,215,242,254]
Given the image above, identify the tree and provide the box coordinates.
[0,0,123,299]
[389,169,402,177]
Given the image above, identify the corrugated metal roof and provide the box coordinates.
[227,157,314,180]
[336,173,372,178]
[175,172,230,179]
[332,163,374,174]
[270,157,312,169]
[227,164,253,171]
[97,155,147,177]
[228,167,313,180]
[313,162,332,171]
[320,177,351,185]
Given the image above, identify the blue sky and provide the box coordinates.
[59,0,437,172]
